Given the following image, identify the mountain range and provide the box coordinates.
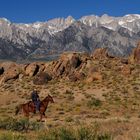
[0,14,140,60]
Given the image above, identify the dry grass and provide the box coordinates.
[0,60,140,139]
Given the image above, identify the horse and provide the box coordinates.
[15,101,36,117]
[15,94,54,121]
[38,94,54,121]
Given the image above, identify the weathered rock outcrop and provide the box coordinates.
[0,67,4,75]
[52,53,82,77]
[0,41,139,85]
[129,41,140,64]
[25,63,40,77]
[0,63,21,84]
[68,72,85,82]
[92,48,112,60]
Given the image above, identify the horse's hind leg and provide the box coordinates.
[37,113,42,122]
[23,110,29,118]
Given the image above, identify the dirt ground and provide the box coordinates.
[0,75,140,139]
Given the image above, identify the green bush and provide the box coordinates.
[77,127,93,140]
[37,128,75,140]
[58,128,76,140]
[87,98,102,108]
[0,132,27,140]
[0,133,12,140]
[0,117,42,132]
[0,117,29,132]
[37,127,112,140]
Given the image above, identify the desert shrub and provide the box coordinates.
[0,117,29,131]
[65,90,74,95]
[37,128,75,140]
[0,132,27,140]
[37,130,58,140]
[87,98,102,108]
[29,121,44,131]
[58,128,76,140]
[0,133,12,140]
[65,117,74,122]
[37,126,112,140]
[0,117,42,132]
[77,127,93,140]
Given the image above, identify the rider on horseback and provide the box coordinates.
[31,89,40,113]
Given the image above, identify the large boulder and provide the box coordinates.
[33,72,52,85]
[52,53,82,77]
[0,63,21,84]
[86,72,102,83]
[68,72,85,82]
[92,48,111,60]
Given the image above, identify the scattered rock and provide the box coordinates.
[121,59,129,64]
[86,72,102,83]
[68,72,85,82]
[121,65,132,76]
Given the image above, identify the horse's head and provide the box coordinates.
[46,94,54,103]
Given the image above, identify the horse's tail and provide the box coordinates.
[15,105,22,115]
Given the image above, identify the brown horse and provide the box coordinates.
[39,94,54,121]
[15,94,54,121]
[15,101,36,117]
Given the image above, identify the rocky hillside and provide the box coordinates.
[0,14,140,59]
[0,40,139,85]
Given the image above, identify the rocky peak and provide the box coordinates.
[0,18,11,24]
[0,14,139,59]
[80,15,99,26]
[65,16,75,24]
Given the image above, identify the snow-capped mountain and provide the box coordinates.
[80,14,140,32]
[0,14,140,60]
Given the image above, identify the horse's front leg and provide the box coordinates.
[37,113,43,122]
[43,112,47,119]
[38,112,46,122]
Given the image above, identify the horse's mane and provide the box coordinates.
[41,95,49,102]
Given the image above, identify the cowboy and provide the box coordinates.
[31,89,40,113]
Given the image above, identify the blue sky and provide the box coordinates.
[0,0,140,23]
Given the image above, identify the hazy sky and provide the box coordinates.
[0,0,140,23]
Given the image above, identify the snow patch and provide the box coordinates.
[33,23,42,29]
